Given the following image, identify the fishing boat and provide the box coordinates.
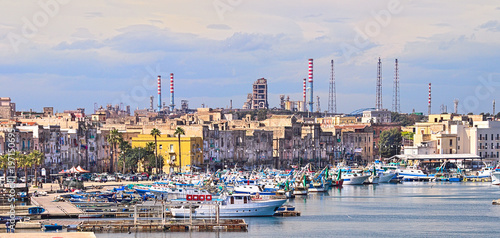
[233,184,277,196]
[170,193,286,218]
[42,223,63,231]
[397,166,431,181]
[308,182,328,192]
[378,171,397,183]
[341,172,370,185]
[492,171,500,185]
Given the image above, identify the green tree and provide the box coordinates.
[29,150,44,187]
[256,109,268,121]
[150,128,161,174]
[174,127,185,173]
[17,152,33,188]
[378,128,402,158]
[107,129,122,173]
[118,139,131,174]
[0,155,8,182]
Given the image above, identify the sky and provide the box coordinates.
[0,0,499,115]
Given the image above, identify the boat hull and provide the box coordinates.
[171,199,286,218]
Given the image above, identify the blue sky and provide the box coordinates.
[1,0,499,115]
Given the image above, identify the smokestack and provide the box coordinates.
[428,83,431,115]
[157,75,162,111]
[170,73,175,111]
[303,78,307,112]
[308,59,314,112]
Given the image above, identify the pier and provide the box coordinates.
[31,193,83,218]
[79,219,248,232]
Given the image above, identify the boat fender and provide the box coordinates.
[199,195,205,201]
[193,195,199,201]
[206,195,212,201]
[186,194,193,201]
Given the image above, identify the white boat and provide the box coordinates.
[292,185,308,195]
[397,166,430,181]
[492,171,500,185]
[341,173,370,185]
[170,194,286,218]
[308,182,328,192]
[378,172,396,183]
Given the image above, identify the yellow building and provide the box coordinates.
[131,134,203,173]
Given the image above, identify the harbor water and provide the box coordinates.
[92,182,500,237]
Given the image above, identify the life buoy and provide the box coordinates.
[199,195,205,201]
[186,194,192,201]
[193,195,199,201]
[206,195,212,201]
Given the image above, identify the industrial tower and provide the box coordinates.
[328,59,337,114]
[307,59,314,112]
[428,83,432,115]
[454,99,459,114]
[157,75,162,111]
[169,73,175,111]
[376,57,382,110]
[392,59,400,113]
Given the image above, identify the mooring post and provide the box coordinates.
[134,204,137,226]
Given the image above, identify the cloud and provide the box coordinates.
[478,20,500,32]
[85,12,103,18]
[222,32,283,52]
[54,40,104,50]
[207,24,231,30]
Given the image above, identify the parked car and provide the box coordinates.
[107,176,116,182]
[94,176,107,182]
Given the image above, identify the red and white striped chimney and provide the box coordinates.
[428,83,431,115]
[170,73,175,111]
[303,78,307,111]
[308,59,314,112]
[157,75,162,110]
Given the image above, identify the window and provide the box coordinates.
[159,144,162,150]
[458,146,460,150]
[170,144,174,152]
[492,134,494,140]
[480,152,482,157]
[479,143,482,149]
[449,139,452,146]
[458,137,460,141]
[479,134,482,140]
[449,148,452,154]
[438,140,440,145]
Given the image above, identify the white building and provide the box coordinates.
[362,109,391,123]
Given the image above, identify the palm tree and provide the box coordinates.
[17,153,33,188]
[119,139,131,174]
[0,155,8,182]
[150,128,161,174]
[107,129,122,173]
[12,151,22,178]
[174,127,185,173]
[29,150,44,187]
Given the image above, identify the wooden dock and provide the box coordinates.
[31,194,83,218]
[79,219,248,232]
[274,210,301,216]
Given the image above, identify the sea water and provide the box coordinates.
[93,182,500,238]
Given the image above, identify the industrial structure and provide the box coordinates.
[392,59,400,113]
[251,78,268,109]
[428,83,432,115]
[376,57,382,110]
[303,78,307,112]
[157,75,162,111]
[307,59,314,112]
[169,73,175,111]
[328,59,337,114]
